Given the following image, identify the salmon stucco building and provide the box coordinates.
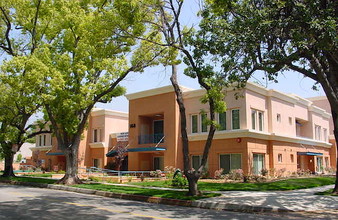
[123,82,335,176]
[31,109,128,171]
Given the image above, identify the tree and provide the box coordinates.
[0,0,55,177]
[0,77,48,177]
[126,0,227,196]
[197,0,338,193]
[38,0,164,185]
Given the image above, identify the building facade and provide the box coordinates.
[125,82,334,176]
[31,109,128,171]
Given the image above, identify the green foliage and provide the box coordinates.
[195,0,337,85]
[171,170,187,188]
[132,177,336,191]
[16,154,22,163]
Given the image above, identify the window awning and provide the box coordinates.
[46,152,64,156]
[106,147,166,157]
[297,152,323,156]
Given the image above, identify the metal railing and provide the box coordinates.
[138,133,164,144]
[80,167,166,178]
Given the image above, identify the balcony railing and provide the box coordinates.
[138,133,164,144]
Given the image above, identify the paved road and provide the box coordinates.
[0,184,336,220]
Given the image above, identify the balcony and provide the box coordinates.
[138,133,164,144]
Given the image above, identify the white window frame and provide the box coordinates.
[191,114,198,134]
[93,128,101,143]
[277,113,281,123]
[219,153,242,173]
[278,153,283,163]
[200,113,208,133]
[231,109,240,130]
[218,112,227,131]
[251,109,264,131]
[323,128,327,142]
[315,125,321,140]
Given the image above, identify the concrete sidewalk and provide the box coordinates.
[114,183,338,212]
[199,185,338,212]
[1,178,337,213]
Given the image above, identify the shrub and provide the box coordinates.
[89,176,101,182]
[228,169,244,180]
[214,168,224,179]
[164,166,176,179]
[171,172,188,188]
[260,168,269,176]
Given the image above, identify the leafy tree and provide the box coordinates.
[16,154,22,163]
[126,0,227,196]
[0,0,53,177]
[37,0,164,184]
[197,0,338,193]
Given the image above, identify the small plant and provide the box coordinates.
[260,168,268,176]
[214,168,224,179]
[140,174,145,182]
[164,166,176,179]
[171,170,187,188]
[89,176,101,182]
[324,167,335,174]
[276,168,286,178]
[127,176,133,182]
[228,169,244,180]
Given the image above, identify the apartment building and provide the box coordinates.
[125,82,334,175]
[31,108,128,171]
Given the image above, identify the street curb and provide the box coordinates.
[0,180,292,213]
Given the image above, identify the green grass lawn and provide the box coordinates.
[314,189,338,196]
[22,173,53,178]
[0,176,57,184]
[72,184,220,200]
[0,176,220,200]
[131,177,336,191]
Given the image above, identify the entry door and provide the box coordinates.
[154,156,164,171]
[253,154,264,175]
[153,120,164,143]
[316,157,323,173]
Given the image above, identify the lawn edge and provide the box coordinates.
[0,178,294,213]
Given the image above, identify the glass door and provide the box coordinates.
[253,154,264,175]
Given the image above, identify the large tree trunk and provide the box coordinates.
[186,172,201,196]
[170,65,202,196]
[331,110,338,194]
[57,146,82,185]
[2,153,15,177]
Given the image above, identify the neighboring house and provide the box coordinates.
[124,82,334,175]
[31,108,128,171]
[307,96,337,169]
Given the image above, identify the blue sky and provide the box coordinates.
[96,0,325,112]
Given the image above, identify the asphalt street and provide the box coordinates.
[0,184,336,220]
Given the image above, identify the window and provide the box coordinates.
[277,114,281,122]
[201,113,208,133]
[325,157,329,168]
[154,157,164,171]
[192,155,201,170]
[290,154,294,163]
[218,112,226,130]
[39,135,42,146]
[219,154,241,174]
[93,159,100,168]
[93,129,101,143]
[253,154,264,175]
[251,109,264,131]
[258,112,263,131]
[251,110,256,130]
[43,135,46,146]
[315,125,321,140]
[278,154,283,163]
[289,117,293,125]
[231,109,240,130]
[323,128,327,142]
[191,115,198,133]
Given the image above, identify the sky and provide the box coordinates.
[3,0,326,121]
[95,0,325,113]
